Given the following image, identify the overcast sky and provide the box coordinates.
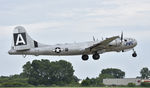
[0,0,150,79]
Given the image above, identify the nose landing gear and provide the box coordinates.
[132,49,137,57]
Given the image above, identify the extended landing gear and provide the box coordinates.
[82,54,89,61]
[132,49,137,57]
[92,53,100,60]
[82,53,100,61]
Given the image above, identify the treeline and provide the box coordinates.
[81,68,125,87]
[0,59,125,87]
[0,59,79,87]
[0,59,150,87]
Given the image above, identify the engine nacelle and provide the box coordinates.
[109,38,121,46]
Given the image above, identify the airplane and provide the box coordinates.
[8,26,137,61]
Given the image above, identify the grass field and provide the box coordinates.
[0,87,150,88]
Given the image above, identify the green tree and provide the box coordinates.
[22,59,78,86]
[97,74,114,83]
[0,75,30,87]
[81,77,106,87]
[22,61,32,77]
[101,68,125,78]
[81,77,91,86]
[140,67,150,79]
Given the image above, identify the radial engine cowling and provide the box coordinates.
[108,38,121,46]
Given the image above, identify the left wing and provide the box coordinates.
[85,36,119,53]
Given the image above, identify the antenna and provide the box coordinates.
[93,36,95,41]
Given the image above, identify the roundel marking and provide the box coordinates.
[55,47,61,53]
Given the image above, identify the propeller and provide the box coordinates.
[120,32,124,52]
[121,32,123,42]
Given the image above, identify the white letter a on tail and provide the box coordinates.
[14,33,27,46]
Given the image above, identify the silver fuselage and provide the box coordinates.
[8,38,137,56]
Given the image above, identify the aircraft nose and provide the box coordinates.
[133,39,137,46]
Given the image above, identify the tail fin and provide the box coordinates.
[12,26,38,51]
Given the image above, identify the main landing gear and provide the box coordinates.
[82,53,100,61]
[92,53,100,60]
[82,54,89,61]
[132,49,137,57]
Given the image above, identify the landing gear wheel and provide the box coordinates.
[82,54,89,61]
[92,53,100,60]
[132,49,137,57]
[132,52,137,57]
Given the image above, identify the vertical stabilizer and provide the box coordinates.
[12,26,35,50]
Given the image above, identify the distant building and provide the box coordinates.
[103,78,146,86]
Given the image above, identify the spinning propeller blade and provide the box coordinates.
[121,32,123,42]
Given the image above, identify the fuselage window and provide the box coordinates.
[65,48,69,52]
